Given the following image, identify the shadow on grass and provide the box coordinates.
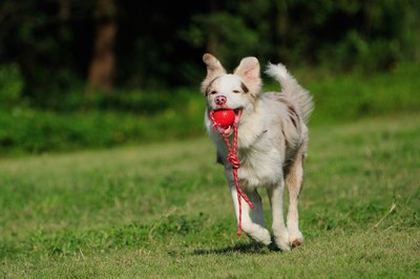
[192,241,281,255]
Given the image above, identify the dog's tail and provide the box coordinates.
[265,63,314,123]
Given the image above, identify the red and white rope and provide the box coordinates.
[210,113,254,236]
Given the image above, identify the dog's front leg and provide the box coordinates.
[224,170,271,245]
[246,189,266,228]
[267,180,291,251]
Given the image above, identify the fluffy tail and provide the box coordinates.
[265,63,314,123]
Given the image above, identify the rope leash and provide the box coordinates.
[210,112,254,236]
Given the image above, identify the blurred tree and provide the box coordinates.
[0,0,418,103]
[0,0,91,98]
[87,0,117,93]
[181,11,259,69]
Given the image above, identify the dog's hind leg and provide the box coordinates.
[267,180,291,251]
[285,149,305,248]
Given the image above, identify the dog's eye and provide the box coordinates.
[210,90,217,95]
[233,90,240,94]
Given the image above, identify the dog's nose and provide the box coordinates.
[215,95,227,105]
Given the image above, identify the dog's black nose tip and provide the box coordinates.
[215,95,227,105]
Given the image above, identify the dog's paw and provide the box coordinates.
[273,230,291,251]
[252,228,272,246]
[244,225,272,246]
[289,230,304,249]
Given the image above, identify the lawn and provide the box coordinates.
[0,112,419,278]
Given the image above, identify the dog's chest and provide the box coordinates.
[237,141,283,188]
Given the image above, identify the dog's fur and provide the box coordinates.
[201,53,313,250]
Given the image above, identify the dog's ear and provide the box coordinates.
[201,53,226,94]
[234,57,261,95]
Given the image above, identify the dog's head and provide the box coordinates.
[201,53,262,117]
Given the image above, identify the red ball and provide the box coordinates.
[212,109,235,128]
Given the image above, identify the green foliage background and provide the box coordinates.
[1,63,419,154]
[0,0,419,154]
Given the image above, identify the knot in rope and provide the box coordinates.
[227,151,240,169]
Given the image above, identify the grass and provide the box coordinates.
[1,112,419,278]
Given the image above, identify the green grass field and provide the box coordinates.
[1,112,419,278]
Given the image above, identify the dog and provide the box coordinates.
[201,53,313,251]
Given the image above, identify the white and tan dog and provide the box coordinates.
[201,53,313,251]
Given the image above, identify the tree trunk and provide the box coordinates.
[59,0,71,21]
[206,0,219,55]
[273,0,288,61]
[87,0,117,93]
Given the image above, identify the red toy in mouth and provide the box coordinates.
[211,109,235,128]
[209,108,242,131]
